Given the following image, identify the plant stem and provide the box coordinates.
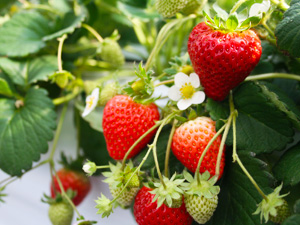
[230,0,248,14]
[195,123,227,184]
[110,146,153,206]
[82,23,104,43]
[152,114,176,189]
[164,120,177,177]
[245,73,300,82]
[154,79,174,87]
[57,34,68,72]
[230,93,268,201]
[52,87,81,105]
[121,121,162,169]
[270,0,289,11]
[96,165,110,169]
[49,103,69,160]
[52,168,82,217]
[153,72,167,81]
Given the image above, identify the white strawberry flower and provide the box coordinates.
[168,72,205,110]
[249,0,270,17]
[82,88,99,117]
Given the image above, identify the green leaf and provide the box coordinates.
[117,2,160,21]
[0,88,56,176]
[206,152,275,225]
[206,82,294,154]
[275,0,300,57]
[0,11,55,57]
[226,13,239,30]
[294,199,300,213]
[43,11,86,41]
[0,78,13,97]
[273,141,300,186]
[77,109,111,168]
[0,56,58,86]
[133,125,184,174]
[282,214,300,225]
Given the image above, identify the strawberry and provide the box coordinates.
[269,199,290,224]
[51,168,91,206]
[100,38,125,67]
[171,116,225,178]
[48,201,74,225]
[102,95,160,160]
[133,186,193,225]
[188,21,262,101]
[183,171,220,224]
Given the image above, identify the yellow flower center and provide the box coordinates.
[180,83,195,99]
[86,96,95,108]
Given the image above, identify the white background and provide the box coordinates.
[0,105,137,225]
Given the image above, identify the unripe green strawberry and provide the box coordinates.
[184,194,218,224]
[98,82,119,106]
[182,0,201,15]
[180,65,194,75]
[48,201,74,225]
[100,38,125,67]
[109,184,139,207]
[124,172,140,188]
[269,199,290,224]
[155,0,188,18]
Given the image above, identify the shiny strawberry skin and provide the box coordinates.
[188,22,262,101]
[51,168,91,206]
[171,117,225,178]
[134,186,193,225]
[102,95,160,160]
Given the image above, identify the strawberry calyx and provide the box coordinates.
[123,62,156,104]
[148,173,185,208]
[42,189,76,205]
[203,2,268,32]
[182,170,220,198]
[253,183,290,223]
[95,193,115,218]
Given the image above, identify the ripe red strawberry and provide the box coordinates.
[188,22,262,101]
[171,117,225,178]
[51,168,91,206]
[134,186,193,225]
[102,95,160,160]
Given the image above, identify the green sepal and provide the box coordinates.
[49,70,75,89]
[226,13,239,31]
[0,186,7,203]
[95,193,114,218]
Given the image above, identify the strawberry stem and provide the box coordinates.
[230,0,248,14]
[270,0,289,11]
[121,121,163,169]
[51,167,83,217]
[245,73,300,82]
[164,119,178,177]
[229,92,268,201]
[57,34,67,72]
[152,113,176,189]
[82,23,104,43]
[195,123,227,184]
[154,79,174,87]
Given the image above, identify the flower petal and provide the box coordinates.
[82,88,99,117]
[177,98,193,110]
[190,73,200,88]
[191,91,206,104]
[168,86,181,101]
[174,72,190,88]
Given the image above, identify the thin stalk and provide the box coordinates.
[270,0,289,11]
[49,103,69,160]
[154,79,174,87]
[230,93,268,200]
[262,22,275,38]
[82,23,104,43]
[57,34,68,72]
[153,72,167,82]
[230,0,248,14]
[215,113,233,178]
[75,110,81,157]
[152,114,176,189]
[164,119,178,177]
[121,121,162,168]
[110,146,153,206]
[52,87,81,105]
[195,123,227,184]
[52,168,82,217]
[245,73,300,82]
[96,165,110,169]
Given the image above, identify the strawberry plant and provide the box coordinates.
[0,0,300,225]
